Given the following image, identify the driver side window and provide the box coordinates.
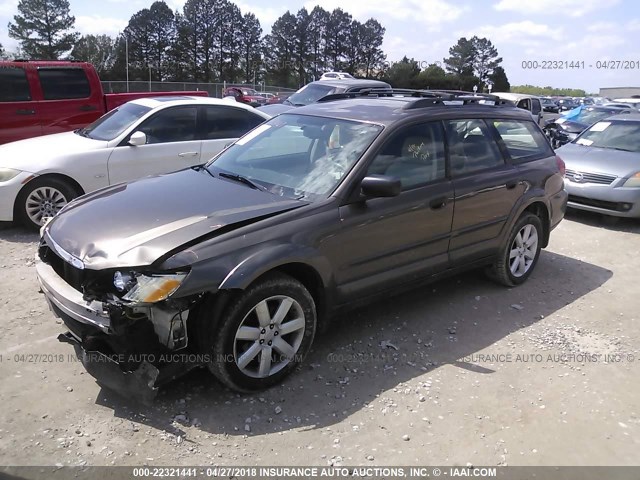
[367,122,446,191]
[137,106,197,145]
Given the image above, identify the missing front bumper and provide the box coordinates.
[58,332,202,404]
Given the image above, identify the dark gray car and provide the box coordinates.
[35,91,567,401]
[558,114,640,218]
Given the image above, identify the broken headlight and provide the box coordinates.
[118,273,187,303]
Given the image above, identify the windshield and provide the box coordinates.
[573,108,621,125]
[242,88,258,96]
[78,103,152,141]
[575,121,640,152]
[206,114,383,200]
[286,84,337,106]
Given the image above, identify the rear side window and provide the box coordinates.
[0,67,31,102]
[445,119,504,176]
[138,106,198,144]
[492,120,552,162]
[37,68,91,100]
[202,106,265,140]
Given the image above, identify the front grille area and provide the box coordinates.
[38,243,84,292]
[568,195,633,212]
[565,169,616,185]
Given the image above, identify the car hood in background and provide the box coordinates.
[257,103,295,115]
[556,143,640,178]
[0,131,108,171]
[556,120,587,133]
[44,168,306,269]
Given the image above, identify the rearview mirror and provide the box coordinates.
[128,131,147,146]
[361,175,401,198]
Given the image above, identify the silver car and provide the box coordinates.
[557,114,640,218]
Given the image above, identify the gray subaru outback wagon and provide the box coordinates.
[36,90,568,401]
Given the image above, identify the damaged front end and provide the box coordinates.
[36,238,205,403]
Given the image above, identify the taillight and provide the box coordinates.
[555,155,566,176]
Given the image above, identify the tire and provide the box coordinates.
[16,177,78,231]
[488,213,543,287]
[200,272,316,391]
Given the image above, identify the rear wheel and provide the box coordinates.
[488,213,543,287]
[201,272,316,391]
[16,177,79,231]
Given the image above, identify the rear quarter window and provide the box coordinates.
[492,120,552,163]
[0,67,31,102]
[37,68,91,100]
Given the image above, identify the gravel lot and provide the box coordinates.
[0,210,638,468]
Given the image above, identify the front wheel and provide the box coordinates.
[201,272,316,391]
[16,177,79,230]
[488,213,543,287]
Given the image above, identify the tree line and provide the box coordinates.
[5,0,513,92]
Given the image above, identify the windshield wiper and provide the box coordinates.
[218,172,265,191]
[75,128,89,138]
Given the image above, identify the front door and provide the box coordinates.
[332,121,454,301]
[107,105,202,185]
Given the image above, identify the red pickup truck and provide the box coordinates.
[0,61,208,144]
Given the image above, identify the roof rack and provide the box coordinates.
[316,88,513,109]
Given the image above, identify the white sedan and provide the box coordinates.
[0,96,271,229]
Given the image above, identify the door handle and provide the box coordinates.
[79,105,97,111]
[16,109,35,115]
[178,152,199,158]
[506,181,519,190]
[429,197,448,209]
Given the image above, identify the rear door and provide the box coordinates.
[0,64,42,143]
[107,105,201,185]
[334,121,454,300]
[446,118,524,264]
[36,66,103,135]
[199,105,266,162]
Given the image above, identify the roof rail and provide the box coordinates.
[316,87,513,109]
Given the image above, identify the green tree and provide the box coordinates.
[263,11,298,87]
[238,12,262,83]
[488,66,510,92]
[443,37,475,78]
[416,63,455,90]
[294,7,311,84]
[69,34,115,76]
[358,19,386,78]
[307,6,329,79]
[324,8,352,71]
[8,0,79,59]
[471,36,502,88]
[124,1,175,81]
[382,56,420,88]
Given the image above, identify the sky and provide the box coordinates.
[0,0,639,92]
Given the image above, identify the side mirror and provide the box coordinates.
[361,174,401,198]
[128,131,147,146]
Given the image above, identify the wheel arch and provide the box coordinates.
[522,201,551,247]
[13,173,85,216]
[216,245,334,331]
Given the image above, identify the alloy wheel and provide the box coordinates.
[25,186,68,225]
[233,295,306,378]
[509,223,539,277]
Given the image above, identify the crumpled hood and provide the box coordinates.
[557,120,587,133]
[44,168,305,269]
[0,131,107,171]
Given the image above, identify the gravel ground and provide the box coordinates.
[0,210,638,468]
